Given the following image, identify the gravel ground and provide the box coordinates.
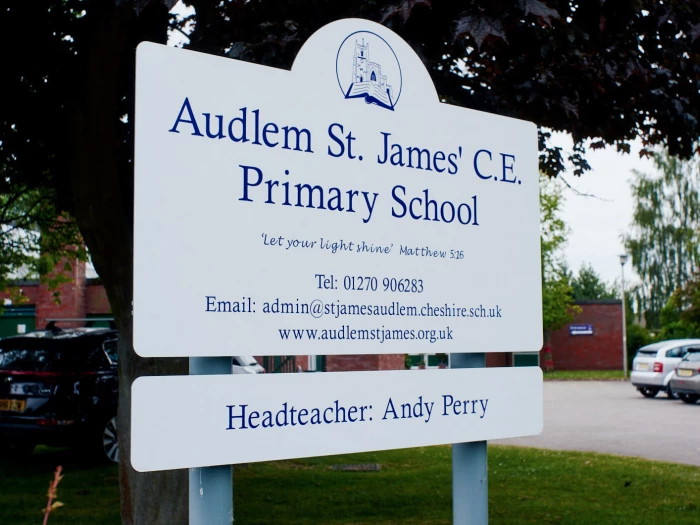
[493,380,700,466]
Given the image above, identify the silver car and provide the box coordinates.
[630,339,700,398]
[232,355,266,374]
[669,349,700,404]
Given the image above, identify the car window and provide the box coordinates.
[683,352,700,362]
[665,347,684,358]
[103,339,118,364]
[85,347,110,370]
[637,342,667,352]
[636,349,659,357]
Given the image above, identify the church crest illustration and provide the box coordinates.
[336,32,402,111]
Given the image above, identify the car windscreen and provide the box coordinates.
[683,352,700,362]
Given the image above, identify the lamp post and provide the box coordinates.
[620,254,629,379]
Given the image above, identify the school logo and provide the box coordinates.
[336,31,402,111]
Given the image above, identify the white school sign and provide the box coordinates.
[133,19,542,358]
[132,19,544,473]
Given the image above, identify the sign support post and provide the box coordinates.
[452,353,488,525]
[188,357,233,525]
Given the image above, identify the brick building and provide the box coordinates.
[0,259,111,335]
[546,299,624,370]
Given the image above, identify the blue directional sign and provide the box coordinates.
[569,324,594,336]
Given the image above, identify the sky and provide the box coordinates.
[552,133,656,288]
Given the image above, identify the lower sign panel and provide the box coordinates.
[131,368,543,472]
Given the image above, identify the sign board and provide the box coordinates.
[569,324,594,336]
[133,19,542,357]
[131,367,543,472]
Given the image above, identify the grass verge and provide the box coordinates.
[1,446,698,524]
[0,446,120,525]
[543,370,626,381]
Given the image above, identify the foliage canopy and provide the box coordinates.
[625,150,700,328]
[3,0,700,207]
[0,185,85,302]
[540,177,578,334]
[570,263,616,301]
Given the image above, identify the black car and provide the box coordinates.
[0,328,119,462]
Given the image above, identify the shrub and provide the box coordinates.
[626,324,651,370]
[655,320,700,341]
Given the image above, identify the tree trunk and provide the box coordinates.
[66,2,187,523]
[541,330,554,372]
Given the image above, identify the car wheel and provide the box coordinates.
[666,387,680,399]
[99,415,119,463]
[680,394,700,405]
[639,387,659,398]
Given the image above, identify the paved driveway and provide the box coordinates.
[493,380,700,466]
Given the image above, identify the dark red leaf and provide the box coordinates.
[560,97,579,120]
[691,23,700,42]
[133,0,179,15]
[520,0,560,26]
[454,15,506,48]
[625,59,640,79]
[616,142,631,154]
[380,0,432,24]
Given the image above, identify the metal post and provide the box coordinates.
[451,353,488,525]
[189,357,233,524]
[620,255,628,379]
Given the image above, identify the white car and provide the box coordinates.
[232,355,266,374]
[630,339,700,398]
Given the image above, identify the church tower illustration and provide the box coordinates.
[353,39,369,83]
[346,38,395,110]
